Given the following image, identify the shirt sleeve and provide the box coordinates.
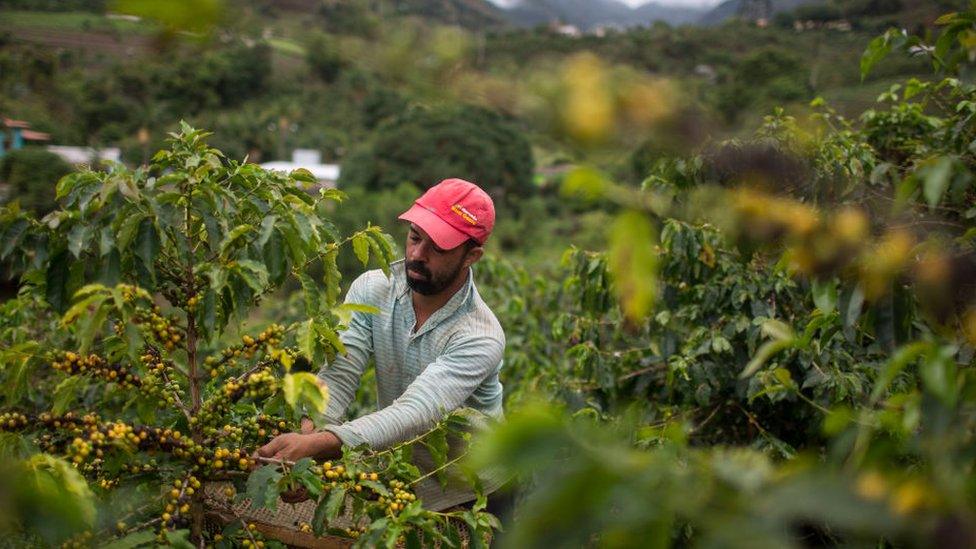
[324,333,504,450]
[317,273,375,425]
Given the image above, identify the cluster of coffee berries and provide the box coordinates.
[194,368,279,429]
[379,479,416,514]
[238,523,268,548]
[315,460,415,515]
[203,423,245,443]
[341,525,368,539]
[68,436,92,464]
[134,306,184,351]
[245,324,284,354]
[159,476,200,535]
[200,325,288,383]
[52,422,197,466]
[119,459,159,475]
[60,530,93,549]
[222,368,277,400]
[202,354,232,379]
[215,324,286,364]
[138,348,171,375]
[224,414,290,445]
[0,411,28,430]
[320,461,347,481]
[30,412,101,452]
[94,460,156,491]
[267,346,297,366]
[12,412,103,456]
[38,411,100,429]
[135,348,181,402]
[66,421,141,465]
[92,421,139,445]
[131,426,200,460]
[50,351,143,388]
[118,283,150,304]
[204,447,253,473]
[185,293,200,310]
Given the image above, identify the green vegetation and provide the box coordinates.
[0,124,497,547]
[0,148,72,215]
[0,0,945,169]
[339,104,534,199]
[2,0,976,547]
[0,9,146,33]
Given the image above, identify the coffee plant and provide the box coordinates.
[0,124,493,547]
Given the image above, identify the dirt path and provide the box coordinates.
[2,27,151,57]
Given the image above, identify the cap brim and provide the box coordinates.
[398,204,470,250]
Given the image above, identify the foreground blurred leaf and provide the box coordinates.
[112,0,224,33]
[607,210,658,322]
[12,454,96,544]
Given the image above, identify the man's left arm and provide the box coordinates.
[324,334,504,450]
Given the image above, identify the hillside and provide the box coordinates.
[634,2,705,26]
[376,0,508,29]
[0,0,944,173]
[499,0,704,29]
[699,0,970,26]
[699,0,816,25]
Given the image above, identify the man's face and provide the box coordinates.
[404,224,477,296]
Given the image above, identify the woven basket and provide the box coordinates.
[203,481,477,548]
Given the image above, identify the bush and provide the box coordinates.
[305,32,345,83]
[842,0,904,18]
[793,3,844,22]
[736,48,804,86]
[339,104,535,203]
[155,41,271,113]
[0,148,73,215]
[316,0,380,36]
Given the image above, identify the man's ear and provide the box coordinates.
[463,246,484,268]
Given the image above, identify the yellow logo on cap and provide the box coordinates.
[451,204,478,226]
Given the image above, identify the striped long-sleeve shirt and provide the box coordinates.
[319,259,507,510]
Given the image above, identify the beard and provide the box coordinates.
[405,258,465,296]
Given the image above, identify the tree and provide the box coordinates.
[305,32,346,84]
[339,104,535,203]
[0,148,73,215]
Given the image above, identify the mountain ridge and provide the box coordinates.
[498,0,705,29]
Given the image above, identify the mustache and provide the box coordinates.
[405,261,431,278]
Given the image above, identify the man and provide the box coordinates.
[257,178,507,511]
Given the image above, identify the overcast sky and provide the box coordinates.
[488,0,726,7]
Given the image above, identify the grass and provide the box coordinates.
[267,37,306,57]
[822,75,914,117]
[0,10,150,34]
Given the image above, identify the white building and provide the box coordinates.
[260,149,340,189]
[46,145,121,166]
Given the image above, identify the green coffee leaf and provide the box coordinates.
[246,465,283,512]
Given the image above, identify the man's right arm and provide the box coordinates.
[318,272,376,424]
[257,273,378,463]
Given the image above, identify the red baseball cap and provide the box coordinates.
[398,178,495,250]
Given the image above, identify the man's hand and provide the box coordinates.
[253,422,343,504]
[255,430,342,463]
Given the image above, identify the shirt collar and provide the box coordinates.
[391,260,476,336]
